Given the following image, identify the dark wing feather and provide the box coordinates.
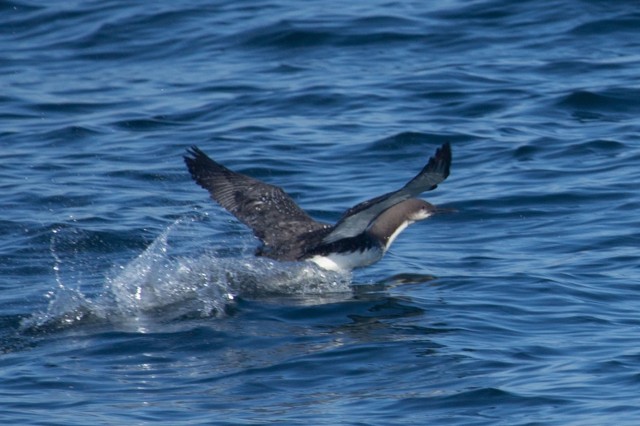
[322,142,451,244]
[184,147,328,253]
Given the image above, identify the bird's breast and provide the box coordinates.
[307,246,383,272]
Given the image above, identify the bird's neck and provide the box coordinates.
[368,208,415,251]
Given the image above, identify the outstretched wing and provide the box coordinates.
[322,142,451,244]
[184,147,328,250]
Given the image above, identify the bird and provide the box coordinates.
[184,142,451,272]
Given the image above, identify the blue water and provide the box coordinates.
[2,0,640,424]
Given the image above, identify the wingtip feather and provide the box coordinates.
[433,141,451,171]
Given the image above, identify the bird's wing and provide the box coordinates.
[322,142,451,244]
[184,147,328,250]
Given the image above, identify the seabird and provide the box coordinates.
[184,142,451,272]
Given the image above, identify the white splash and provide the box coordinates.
[23,217,352,333]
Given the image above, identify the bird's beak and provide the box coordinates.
[432,206,457,215]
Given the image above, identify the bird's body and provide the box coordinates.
[184,143,451,271]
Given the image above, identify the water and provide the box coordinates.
[2,0,640,424]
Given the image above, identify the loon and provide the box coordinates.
[184,142,451,272]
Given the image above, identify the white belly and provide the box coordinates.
[308,248,383,272]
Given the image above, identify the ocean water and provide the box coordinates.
[2,0,640,424]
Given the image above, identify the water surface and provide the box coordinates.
[2,0,640,424]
